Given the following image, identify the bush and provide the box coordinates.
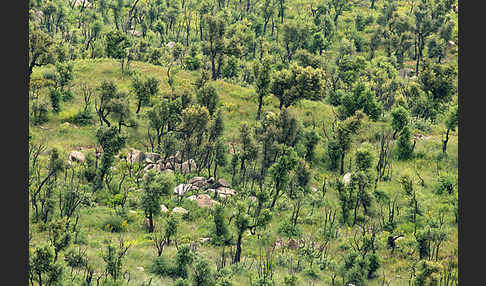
[277,220,301,238]
[70,110,94,126]
[49,88,62,113]
[101,216,128,233]
[150,256,175,277]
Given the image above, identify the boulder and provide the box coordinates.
[127,149,145,163]
[175,151,182,163]
[288,238,299,250]
[207,177,215,185]
[146,152,161,162]
[342,173,352,186]
[217,178,230,188]
[160,204,169,212]
[174,184,191,196]
[172,207,189,214]
[144,164,155,172]
[128,29,142,37]
[188,195,197,201]
[188,176,206,185]
[69,151,85,163]
[167,41,175,49]
[181,159,197,174]
[199,237,211,243]
[196,194,218,208]
[217,187,236,196]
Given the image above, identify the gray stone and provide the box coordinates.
[146,152,161,162]
[69,151,85,163]
[174,184,191,196]
[160,204,169,212]
[217,178,230,188]
[343,173,352,186]
[127,149,145,163]
[172,207,189,214]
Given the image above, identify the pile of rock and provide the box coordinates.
[171,176,237,208]
[126,149,198,174]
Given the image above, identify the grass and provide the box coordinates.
[29,58,458,286]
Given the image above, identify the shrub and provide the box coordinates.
[102,216,128,233]
[277,220,301,238]
[150,256,175,277]
[70,110,94,126]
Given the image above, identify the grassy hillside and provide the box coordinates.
[29,58,457,286]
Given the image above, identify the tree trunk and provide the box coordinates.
[340,152,345,175]
[442,129,450,153]
[148,212,154,233]
[234,233,243,263]
[256,94,263,120]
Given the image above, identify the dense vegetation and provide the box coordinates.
[28,0,458,285]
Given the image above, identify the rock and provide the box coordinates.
[175,151,182,163]
[174,184,192,196]
[398,68,414,79]
[288,238,299,250]
[188,195,197,201]
[217,178,230,188]
[146,152,161,162]
[218,193,228,199]
[69,151,85,163]
[181,159,197,174]
[217,187,236,196]
[167,41,175,49]
[129,210,137,214]
[160,205,168,212]
[196,194,218,208]
[145,158,154,164]
[188,176,206,185]
[137,266,144,271]
[199,237,211,243]
[207,177,215,185]
[249,196,258,203]
[172,207,189,214]
[127,149,145,163]
[128,29,142,37]
[342,173,352,186]
[144,164,155,172]
[274,239,284,248]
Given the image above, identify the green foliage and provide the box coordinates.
[396,126,415,160]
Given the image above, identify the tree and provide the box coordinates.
[93,126,126,191]
[281,20,310,62]
[102,237,132,282]
[340,83,382,121]
[196,83,219,116]
[271,65,325,109]
[29,29,54,85]
[442,105,458,153]
[253,56,272,120]
[211,204,233,269]
[233,202,250,264]
[396,126,415,160]
[47,218,72,262]
[203,14,226,80]
[391,106,410,139]
[141,170,175,233]
[193,256,215,286]
[30,245,64,286]
[269,145,298,209]
[303,129,320,167]
[132,75,160,114]
[336,111,364,174]
[105,30,131,73]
